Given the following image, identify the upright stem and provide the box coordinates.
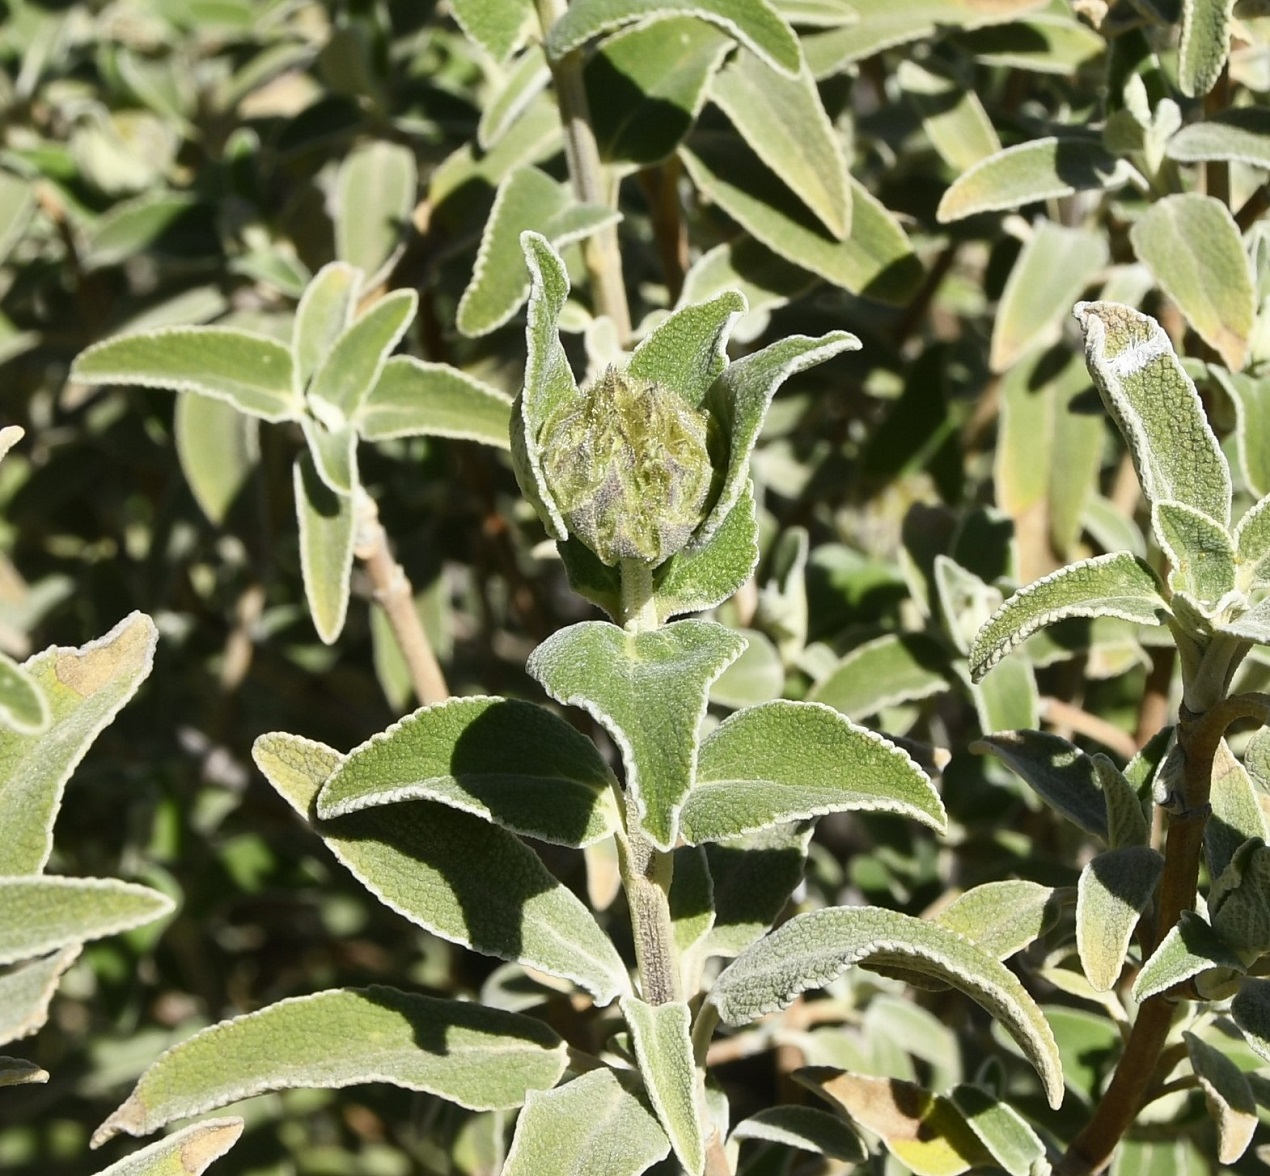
[354,493,449,707]
[619,825,681,1005]
[534,0,632,343]
[620,558,658,633]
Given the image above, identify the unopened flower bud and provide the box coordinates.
[539,367,715,567]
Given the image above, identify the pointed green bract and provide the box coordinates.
[306,289,416,425]
[0,653,47,734]
[1134,911,1245,1001]
[809,632,949,720]
[704,823,811,958]
[1075,846,1163,991]
[292,262,361,388]
[0,612,157,874]
[548,0,802,77]
[1185,1032,1257,1164]
[253,732,628,1003]
[710,47,851,239]
[335,141,416,286]
[1232,978,1270,1064]
[71,328,301,422]
[1179,0,1234,97]
[93,987,568,1145]
[934,881,1057,961]
[1093,755,1149,849]
[680,700,944,843]
[1076,301,1231,524]
[968,553,1167,680]
[90,1119,243,1176]
[628,291,744,407]
[1151,500,1236,604]
[0,945,80,1046]
[528,620,745,849]
[316,696,621,848]
[710,906,1064,1108]
[1129,195,1254,371]
[972,730,1107,838]
[622,998,703,1176]
[356,356,513,447]
[502,1068,670,1175]
[293,455,355,645]
[730,1106,866,1162]
[0,877,174,966]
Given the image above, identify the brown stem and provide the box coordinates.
[354,493,449,707]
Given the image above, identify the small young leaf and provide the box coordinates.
[710,906,1063,1107]
[253,732,629,1003]
[334,141,416,286]
[898,59,1000,172]
[1232,978,1270,1064]
[1093,755,1149,849]
[1212,840,1270,953]
[480,44,551,150]
[1234,494,1270,590]
[628,291,744,408]
[1151,499,1236,605]
[293,455,355,645]
[1208,740,1269,882]
[934,881,1057,961]
[502,1068,670,1176]
[937,138,1135,222]
[1129,195,1254,371]
[968,553,1168,680]
[0,945,81,1046]
[174,395,257,526]
[90,1118,244,1176]
[947,1083,1046,1176]
[72,328,302,422]
[730,1105,866,1161]
[0,612,157,874]
[1167,107,1270,168]
[1075,846,1163,991]
[808,632,949,720]
[0,653,47,734]
[972,730,1107,838]
[0,877,174,966]
[547,0,802,77]
[622,998,704,1176]
[967,655,1038,737]
[451,0,533,60]
[680,700,945,844]
[1134,910,1245,1001]
[316,696,621,848]
[301,419,359,497]
[1185,1031,1257,1164]
[93,987,568,1144]
[292,261,360,387]
[1179,0,1234,97]
[357,356,512,448]
[528,620,744,849]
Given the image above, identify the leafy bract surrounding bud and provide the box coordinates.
[539,367,716,566]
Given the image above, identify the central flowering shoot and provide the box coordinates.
[540,368,716,567]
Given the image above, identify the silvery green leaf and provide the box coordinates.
[528,620,745,849]
[677,237,817,340]
[547,0,802,77]
[628,291,744,407]
[174,395,257,526]
[71,328,302,422]
[1232,978,1270,1064]
[1167,107,1270,168]
[968,553,1168,681]
[969,655,1039,738]
[356,356,513,448]
[1134,910,1244,1001]
[710,46,851,239]
[755,526,809,663]
[622,998,703,1176]
[1185,1031,1257,1164]
[808,632,949,720]
[253,733,628,1003]
[81,193,208,271]
[334,141,416,287]
[292,262,360,388]
[315,696,621,848]
[1210,367,1270,498]
[973,730,1107,838]
[711,906,1064,1107]
[451,0,533,60]
[0,1057,47,1088]
[0,612,157,874]
[306,289,416,427]
[708,628,783,709]
[0,945,80,1046]
[1219,597,1270,644]
[1234,494,1270,590]
[1129,195,1254,371]
[704,824,811,958]
[1092,755,1149,849]
[669,845,714,959]
[1212,840,1270,954]
[1179,0,1234,97]
[1151,499,1236,604]
[502,1068,670,1176]
[937,137,1136,222]
[680,700,944,844]
[300,419,358,497]
[293,455,355,645]
[479,44,550,149]
[0,652,47,734]
[0,877,174,966]
[1076,846,1163,991]
[1082,493,1147,560]
[457,167,619,338]
[898,59,999,172]
[934,881,1057,961]
[1208,740,1269,882]
[948,1083,1047,1176]
[954,10,1104,73]
[730,1105,866,1162]
[90,1118,243,1176]
[93,987,568,1145]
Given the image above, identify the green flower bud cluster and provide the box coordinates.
[538,367,716,568]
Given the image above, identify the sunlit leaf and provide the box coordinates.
[174,395,257,526]
[730,1105,866,1161]
[808,632,949,720]
[1134,911,1244,1001]
[623,998,703,1175]
[898,59,999,172]
[1076,846,1163,991]
[334,140,416,286]
[356,357,513,448]
[293,262,361,389]
[1151,499,1236,604]
[947,1083,1046,1176]
[1185,1031,1256,1164]
[450,0,534,59]
[1167,106,1270,167]
[1179,0,1234,97]
[934,881,1057,961]
[293,454,355,645]
[90,1119,243,1176]
[0,945,81,1046]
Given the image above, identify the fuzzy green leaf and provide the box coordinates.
[548,0,801,77]
[1076,846,1163,991]
[293,455,355,645]
[91,1119,244,1176]
[990,223,1107,373]
[669,845,715,959]
[1232,978,1270,1064]
[1208,740,1269,882]
[1093,755,1149,849]
[306,290,416,426]
[0,1057,47,1088]
[334,141,416,285]
[704,824,811,958]
[0,945,80,1047]
[94,987,568,1144]
[1168,107,1270,168]
[0,653,47,734]
[0,877,173,966]
[1212,368,1270,499]
[708,628,783,709]
[503,1068,670,1176]
[451,0,533,59]
[1212,840,1270,954]
[1234,494,1270,590]
[0,170,35,268]
[72,328,302,422]
[316,697,620,848]
[711,906,1063,1107]
[730,1105,866,1161]
[623,998,703,1176]
[301,419,358,497]
[677,237,818,333]
[680,700,944,843]
[937,138,1135,222]
[528,620,745,849]
[1185,1031,1257,1164]
[968,655,1039,736]
[973,730,1108,838]
[948,1084,1046,1176]
[253,733,628,1003]
[174,394,257,526]
[356,356,513,448]
[292,262,361,388]
[808,632,949,720]
[458,167,619,337]
[628,291,744,407]
[953,11,1104,73]
[0,612,157,874]
[1129,195,1254,371]
[1134,911,1245,1001]
[680,135,922,304]
[479,45,550,149]
[934,881,1057,961]
[1179,0,1234,97]
[1152,499,1236,604]
[711,46,851,239]
[968,553,1168,680]
[82,193,209,271]
[898,59,1000,172]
